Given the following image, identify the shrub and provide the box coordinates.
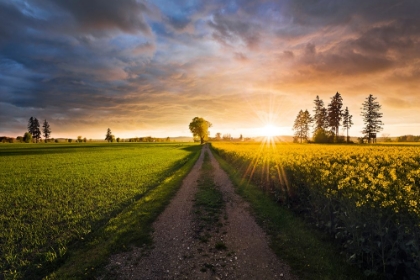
[313,129,334,143]
[23,132,32,143]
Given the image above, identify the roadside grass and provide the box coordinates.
[45,145,201,279]
[211,148,366,280]
[193,150,224,238]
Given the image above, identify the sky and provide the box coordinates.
[1,0,419,139]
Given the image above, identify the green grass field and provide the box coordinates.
[0,143,200,279]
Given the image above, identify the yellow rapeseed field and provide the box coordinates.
[212,142,420,215]
[212,141,420,277]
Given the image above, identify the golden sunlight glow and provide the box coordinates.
[261,124,278,138]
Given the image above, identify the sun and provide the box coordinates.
[261,124,277,138]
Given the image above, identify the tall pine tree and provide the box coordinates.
[361,95,383,143]
[327,92,343,141]
[42,119,51,143]
[28,117,34,135]
[342,107,353,143]
[28,117,41,143]
[313,96,329,132]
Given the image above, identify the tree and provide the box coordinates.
[28,117,34,135]
[42,119,51,143]
[189,117,212,144]
[215,133,222,140]
[313,128,334,143]
[293,109,312,143]
[312,96,330,143]
[105,128,113,142]
[302,110,313,142]
[77,136,83,143]
[293,110,303,142]
[361,94,383,143]
[28,117,41,143]
[313,96,329,133]
[223,133,231,140]
[327,92,343,141]
[23,132,32,143]
[342,107,353,143]
[381,133,392,142]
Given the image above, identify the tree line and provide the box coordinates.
[15,117,52,143]
[293,93,383,144]
[2,117,176,144]
[104,128,172,143]
[396,135,420,142]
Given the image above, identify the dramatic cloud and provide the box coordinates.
[52,0,152,34]
[1,0,419,138]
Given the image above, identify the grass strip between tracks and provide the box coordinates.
[193,150,225,244]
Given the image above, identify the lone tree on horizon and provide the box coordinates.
[361,94,383,143]
[42,119,51,143]
[189,117,212,144]
[28,117,41,143]
[105,128,113,142]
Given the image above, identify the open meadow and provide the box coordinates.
[211,142,420,278]
[0,143,200,279]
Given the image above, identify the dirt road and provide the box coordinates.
[103,145,296,279]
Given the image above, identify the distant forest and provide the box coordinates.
[396,135,420,142]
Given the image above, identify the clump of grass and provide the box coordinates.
[199,233,211,243]
[200,262,215,273]
[215,242,227,250]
